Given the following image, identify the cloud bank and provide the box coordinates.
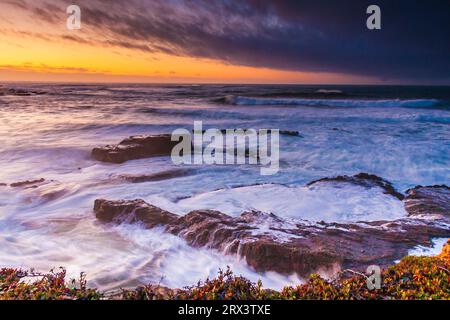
[5,0,450,83]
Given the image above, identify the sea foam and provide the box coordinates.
[225,96,441,108]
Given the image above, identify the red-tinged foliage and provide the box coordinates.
[0,268,101,300]
[2,240,449,300]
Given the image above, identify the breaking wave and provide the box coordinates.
[222,95,442,108]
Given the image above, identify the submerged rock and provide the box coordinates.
[92,135,180,163]
[307,172,404,200]
[93,181,450,277]
[0,88,47,96]
[5,179,73,204]
[10,178,45,188]
[279,130,302,137]
[193,129,302,137]
[116,169,193,183]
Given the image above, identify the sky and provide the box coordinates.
[0,0,449,84]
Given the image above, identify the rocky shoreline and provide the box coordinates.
[88,132,449,278]
[93,174,450,278]
[6,171,448,280]
[1,134,448,300]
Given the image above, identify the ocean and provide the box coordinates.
[0,83,449,290]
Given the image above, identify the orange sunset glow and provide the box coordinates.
[0,1,378,84]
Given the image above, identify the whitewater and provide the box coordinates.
[0,84,449,290]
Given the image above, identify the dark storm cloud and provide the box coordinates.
[24,0,450,83]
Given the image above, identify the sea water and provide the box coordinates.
[0,83,449,290]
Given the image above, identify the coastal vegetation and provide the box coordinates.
[1,240,448,300]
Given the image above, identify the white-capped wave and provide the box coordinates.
[226,95,441,108]
[315,89,344,94]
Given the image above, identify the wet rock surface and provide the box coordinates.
[93,180,450,277]
[3,179,74,205]
[94,199,178,227]
[92,135,180,163]
[307,172,405,200]
[404,185,450,217]
[92,129,302,163]
[193,129,302,137]
[116,169,193,183]
[9,178,46,188]
[279,130,302,137]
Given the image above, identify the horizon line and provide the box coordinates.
[1,80,449,87]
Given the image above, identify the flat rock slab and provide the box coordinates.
[92,130,302,164]
[92,135,179,163]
